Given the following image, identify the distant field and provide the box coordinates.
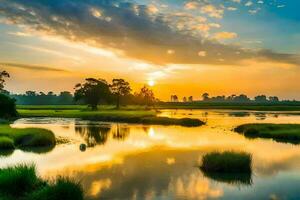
[157,102,300,111]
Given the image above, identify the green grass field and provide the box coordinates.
[235,123,300,144]
[0,164,83,200]
[0,124,55,150]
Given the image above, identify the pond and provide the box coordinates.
[1,109,300,200]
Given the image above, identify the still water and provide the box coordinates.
[2,109,300,200]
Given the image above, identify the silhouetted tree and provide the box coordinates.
[0,94,17,118]
[135,86,156,106]
[202,93,209,101]
[188,96,193,102]
[0,70,10,93]
[74,78,111,110]
[171,95,178,102]
[269,96,279,102]
[110,79,131,109]
[183,97,187,102]
[255,95,267,102]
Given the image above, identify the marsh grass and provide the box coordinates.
[200,151,252,173]
[0,165,83,200]
[0,125,55,150]
[0,137,14,149]
[199,151,252,185]
[234,123,300,144]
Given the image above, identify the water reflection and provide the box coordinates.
[3,110,300,199]
[75,123,111,147]
[75,122,130,147]
[200,171,252,186]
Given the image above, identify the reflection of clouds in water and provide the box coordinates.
[89,178,112,197]
[168,173,223,200]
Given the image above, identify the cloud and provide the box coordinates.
[0,0,299,66]
[213,32,238,40]
[0,62,68,72]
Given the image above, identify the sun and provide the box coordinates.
[148,80,155,86]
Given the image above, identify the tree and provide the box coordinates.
[269,96,279,102]
[202,93,209,101]
[255,95,267,102]
[110,79,131,109]
[136,86,156,106]
[0,93,17,118]
[188,96,193,102]
[183,97,187,102]
[74,78,111,110]
[59,91,73,104]
[0,70,10,93]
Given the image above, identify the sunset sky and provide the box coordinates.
[0,0,299,100]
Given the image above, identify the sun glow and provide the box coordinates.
[148,80,155,86]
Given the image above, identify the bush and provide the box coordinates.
[0,94,17,118]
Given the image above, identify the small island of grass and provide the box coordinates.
[199,151,252,185]
[234,123,300,144]
[0,124,56,150]
[0,164,83,200]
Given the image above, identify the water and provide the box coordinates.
[2,109,300,200]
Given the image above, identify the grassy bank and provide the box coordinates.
[158,102,300,111]
[235,123,300,144]
[17,108,205,127]
[199,151,252,185]
[0,124,55,150]
[0,164,83,200]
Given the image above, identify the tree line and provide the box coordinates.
[0,70,157,109]
[170,93,284,103]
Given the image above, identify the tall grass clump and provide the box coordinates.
[200,151,252,185]
[200,151,252,173]
[0,165,41,197]
[0,164,83,200]
[26,177,83,200]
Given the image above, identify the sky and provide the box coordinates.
[0,0,300,100]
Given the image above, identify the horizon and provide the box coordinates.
[1,0,300,100]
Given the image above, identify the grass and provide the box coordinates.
[234,123,300,144]
[200,151,252,173]
[199,151,252,185]
[0,124,56,150]
[0,164,83,200]
[17,107,205,127]
[158,102,300,111]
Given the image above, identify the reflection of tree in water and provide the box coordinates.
[112,124,130,141]
[200,170,252,186]
[75,124,111,147]
[75,122,131,146]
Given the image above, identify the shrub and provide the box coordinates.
[0,94,17,118]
